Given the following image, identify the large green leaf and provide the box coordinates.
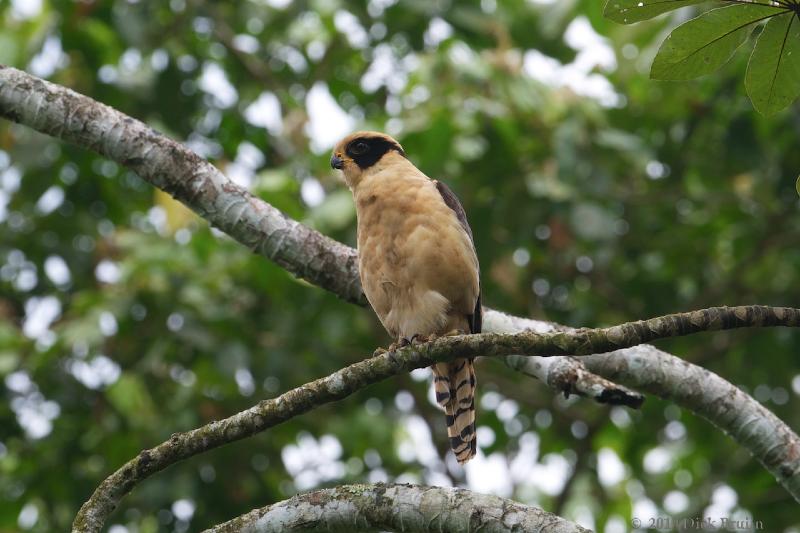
[651,4,785,80]
[746,12,800,116]
[603,0,705,24]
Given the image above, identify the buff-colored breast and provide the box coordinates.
[354,163,479,340]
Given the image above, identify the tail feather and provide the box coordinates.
[432,362,452,407]
[432,358,477,464]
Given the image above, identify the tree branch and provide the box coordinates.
[201,483,590,533]
[583,345,800,502]
[486,310,645,407]
[71,305,800,531]
[490,313,800,503]
[0,65,365,305]
[0,65,638,409]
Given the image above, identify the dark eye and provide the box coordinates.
[350,141,369,155]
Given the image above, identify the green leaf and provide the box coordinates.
[651,4,784,80]
[603,0,705,24]
[746,13,800,116]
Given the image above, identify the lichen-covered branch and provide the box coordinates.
[202,483,590,533]
[495,312,800,502]
[583,345,800,502]
[485,310,644,408]
[71,346,419,533]
[0,65,365,305]
[0,65,634,409]
[71,305,800,531]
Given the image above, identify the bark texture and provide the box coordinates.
[0,65,364,305]
[203,484,590,533]
[485,310,644,407]
[491,312,800,501]
[583,345,800,500]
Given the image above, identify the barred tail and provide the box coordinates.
[432,358,477,464]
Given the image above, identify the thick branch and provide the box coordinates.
[499,313,800,502]
[485,310,644,407]
[0,65,634,409]
[0,65,365,305]
[202,483,590,533]
[469,309,800,505]
[71,305,800,531]
[583,345,800,501]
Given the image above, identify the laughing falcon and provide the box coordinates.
[331,131,481,464]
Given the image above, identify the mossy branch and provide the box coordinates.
[72,304,800,532]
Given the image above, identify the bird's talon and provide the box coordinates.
[410,334,429,345]
[398,334,431,347]
[374,342,401,357]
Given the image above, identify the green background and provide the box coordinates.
[1,0,799,531]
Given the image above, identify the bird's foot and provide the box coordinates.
[415,333,435,345]
[399,334,432,347]
[373,342,400,357]
[376,335,435,360]
[441,329,467,337]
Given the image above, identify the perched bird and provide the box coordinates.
[331,131,481,464]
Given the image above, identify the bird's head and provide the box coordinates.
[330,131,406,188]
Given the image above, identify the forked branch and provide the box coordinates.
[72,305,800,532]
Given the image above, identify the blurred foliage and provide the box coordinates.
[1,0,799,531]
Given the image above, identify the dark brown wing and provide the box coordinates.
[434,180,482,334]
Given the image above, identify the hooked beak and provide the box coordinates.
[330,153,344,170]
